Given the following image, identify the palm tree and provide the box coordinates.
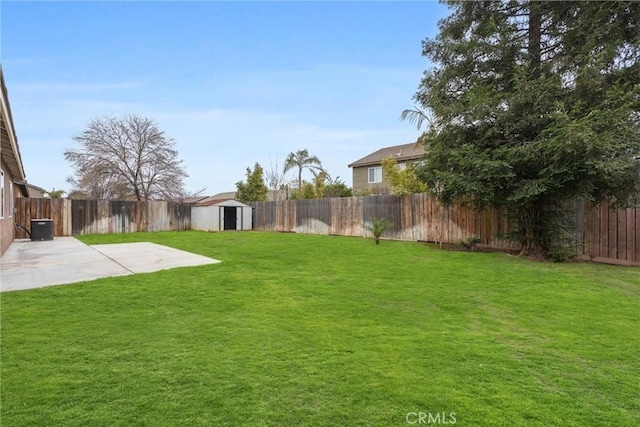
[400,106,433,130]
[44,188,66,199]
[283,149,325,193]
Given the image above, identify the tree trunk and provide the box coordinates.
[528,0,542,76]
[517,201,546,258]
[518,2,544,237]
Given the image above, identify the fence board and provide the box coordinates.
[626,209,635,263]
[608,208,617,259]
[588,203,600,258]
[600,206,609,258]
[636,208,640,263]
[617,210,627,261]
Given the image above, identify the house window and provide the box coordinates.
[0,169,4,218]
[9,180,14,217]
[368,166,382,183]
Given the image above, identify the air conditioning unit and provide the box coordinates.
[31,219,54,241]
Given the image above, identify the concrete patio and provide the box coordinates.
[0,237,220,292]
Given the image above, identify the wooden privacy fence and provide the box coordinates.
[252,194,516,247]
[13,195,639,266]
[14,198,191,237]
[14,198,73,237]
[252,194,640,266]
[584,202,639,265]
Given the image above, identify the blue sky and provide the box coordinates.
[1,1,449,196]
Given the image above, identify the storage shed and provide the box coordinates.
[191,199,252,232]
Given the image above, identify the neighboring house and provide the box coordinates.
[348,142,425,195]
[1,66,29,256]
[194,190,285,204]
[181,195,209,205]
[27,183,46,198]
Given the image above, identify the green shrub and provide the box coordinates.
[461,236,481,250]
[364,217,392,245]
[549,245,577,263]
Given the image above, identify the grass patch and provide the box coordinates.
[2,231,639,426]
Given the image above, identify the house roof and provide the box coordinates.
[27,183,47,198]
[181,195,210,205]
[348,142,425,168]
[0,65,28,196]
[27,183,47,193]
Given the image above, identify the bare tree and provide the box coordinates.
[264,156,287,201]
[65,115,188,201]
[66,167,130,200]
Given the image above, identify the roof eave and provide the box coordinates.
[349,154,425,169]
[0,66,27,183]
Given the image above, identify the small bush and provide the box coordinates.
[461,236,481,250]
[364,217,392,245]
[353,188,372,197]
[549,245,577,263]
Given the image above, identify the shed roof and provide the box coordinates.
[182,195,210,205]
[348,142,425,168]
[193,199,251,208]
[192,191,238,207]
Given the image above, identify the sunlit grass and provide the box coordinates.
[2,231,638,426]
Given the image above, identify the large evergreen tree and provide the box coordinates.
[235,163,268,203]
[410,1,640,257]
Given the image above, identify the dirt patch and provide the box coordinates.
[418,241,520,255]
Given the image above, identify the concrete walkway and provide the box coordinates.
[0,237,220,292]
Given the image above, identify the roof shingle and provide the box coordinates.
[348,142,425,168]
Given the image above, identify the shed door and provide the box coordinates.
[223,206,237,230]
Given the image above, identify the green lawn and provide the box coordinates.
[1,231,638,426]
